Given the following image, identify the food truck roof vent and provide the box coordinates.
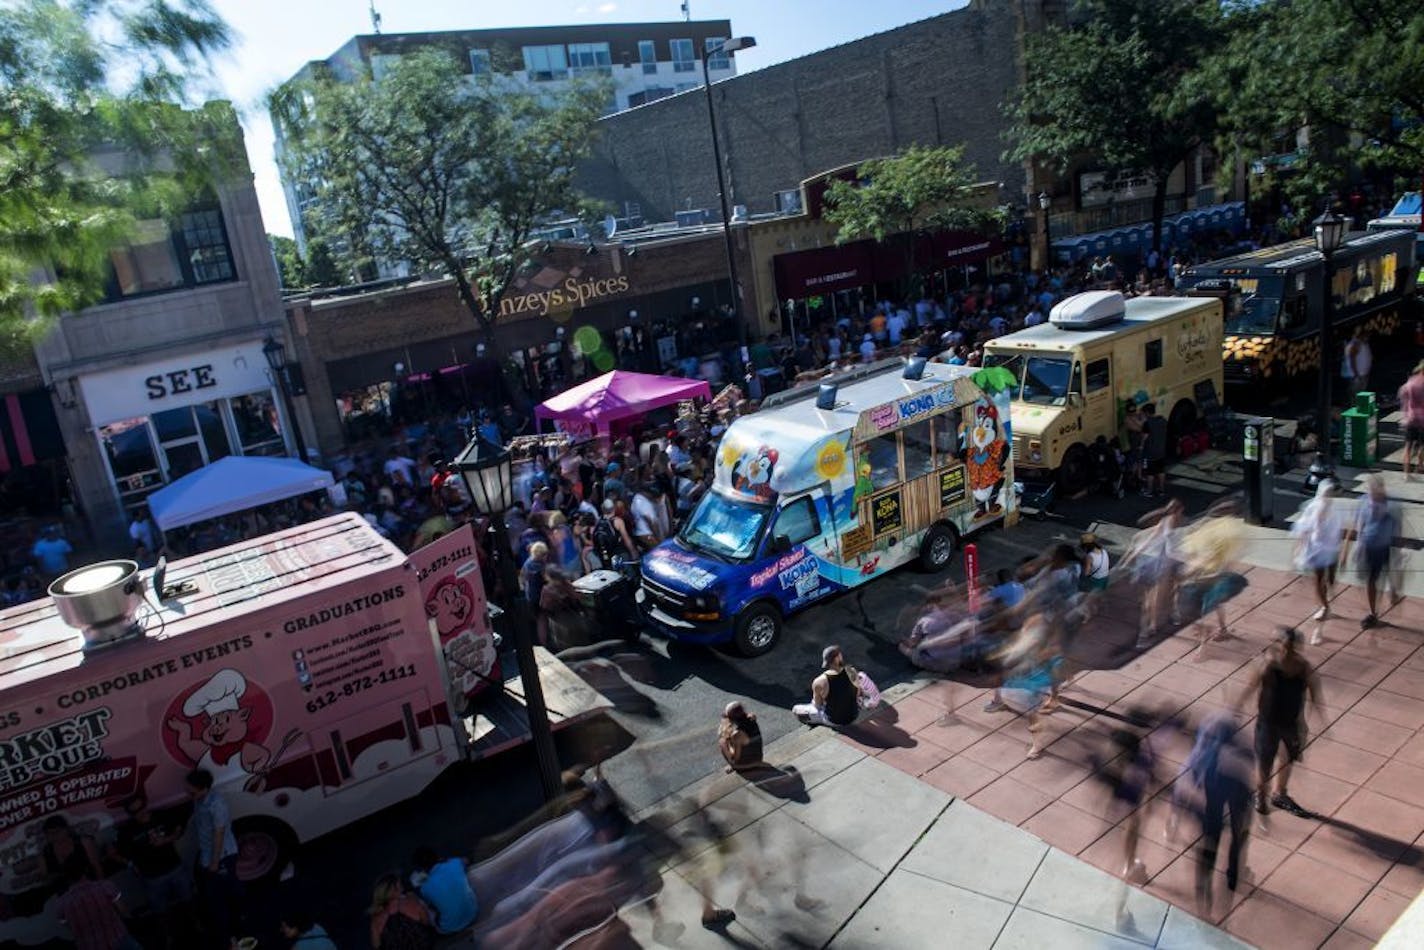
[903,356,930,380]
[48,560,146,651]
[1049,290,1126,330]
[815,382,839,410]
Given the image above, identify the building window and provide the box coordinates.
[522,44,568,81]
[774,189,803,214]
[705,37,729,70]
[100,418,163,499]
[628,87,673,108]
[638,39,657,74]
[179,210,235,285]
[109,220,185,297]
[671,38,696,72]
[1145,338,1164,371]
[568,42,611,76]
[230,391,286,456]
[468,48,491,75]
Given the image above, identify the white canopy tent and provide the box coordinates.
[147,456,336,531]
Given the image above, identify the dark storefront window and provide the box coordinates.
[104,206,237,302]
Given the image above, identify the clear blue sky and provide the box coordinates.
[203,0,966,239]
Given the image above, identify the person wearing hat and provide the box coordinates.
[1080,533,1111,592]
[601,461,626,504]
[1400,359,1424,480]
[717,702,764,773]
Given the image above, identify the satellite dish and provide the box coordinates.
[152,556,168,602]
[603,214,618,238]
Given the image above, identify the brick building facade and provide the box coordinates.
[580,2,1028,225]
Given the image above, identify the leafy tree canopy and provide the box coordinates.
[1204,0,1424,205]
[271,50,608,343]
[0,0,234,353]
[269,234,305,289]
[821,145,1003,244]
[1004,0,1225,250]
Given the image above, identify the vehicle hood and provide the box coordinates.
[1004,402,1065,440]
[641,539,746,594]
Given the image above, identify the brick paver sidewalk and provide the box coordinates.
[850,567,1424,950]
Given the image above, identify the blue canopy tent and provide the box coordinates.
[147,455,336,531]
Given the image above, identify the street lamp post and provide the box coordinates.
[701,36,756,375]
[451,436,563,802]
[1308,209,1347,489]
[263,335,309,463]
[1037,192,1052,273]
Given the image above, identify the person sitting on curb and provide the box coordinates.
[411,845,478,936]
[718,702,764,772]
[792,645,861,727]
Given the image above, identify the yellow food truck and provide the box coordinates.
[983,291,1225,492]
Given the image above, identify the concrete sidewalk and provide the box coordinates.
[615,681,1244,949]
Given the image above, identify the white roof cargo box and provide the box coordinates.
[1050,290,1127,330]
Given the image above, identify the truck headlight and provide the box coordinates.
[686,593,721,621]
[1029,440,1042,463]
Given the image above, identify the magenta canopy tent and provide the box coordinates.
[534,370,712,436]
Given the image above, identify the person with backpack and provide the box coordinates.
[594,499,637,565]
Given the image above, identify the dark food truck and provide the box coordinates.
[1176,229,1416,393]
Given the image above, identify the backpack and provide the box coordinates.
[593,517,620,563]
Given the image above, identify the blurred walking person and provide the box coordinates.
[1340,474,1402,629]
[1238,628,1323,818]
[1179,714,1254,916]
[1123,498,1184,647]
[1291,480,1343,643]
[1399,359,1424,480]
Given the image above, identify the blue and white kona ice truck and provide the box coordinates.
[636,356,1019,656]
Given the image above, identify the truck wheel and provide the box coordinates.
[233,816,297,883]
[919,523,958,572]
[734,602,782,657]
[1056,444,1089,495]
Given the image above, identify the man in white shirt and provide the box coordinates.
[383,447,418,487]
[630,484,670,551]
[1343,327,1372,396]
[1024,307,1045,327]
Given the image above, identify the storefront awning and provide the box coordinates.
[0,390,64,474]
[773,241,876,300]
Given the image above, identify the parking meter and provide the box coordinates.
[1242,416,1275,525]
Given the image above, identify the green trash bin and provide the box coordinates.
[1340,391,1378,466]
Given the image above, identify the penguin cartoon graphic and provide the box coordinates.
[966,402,1009,518]
[731,446,779,501]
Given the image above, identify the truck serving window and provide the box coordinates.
[1021,356,1073,404]
[903,419,934,479]
[1145,339,1164,371]
[1085,358,1111,392]
[679,492,769,561]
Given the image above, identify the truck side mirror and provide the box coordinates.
[772,534,792,554]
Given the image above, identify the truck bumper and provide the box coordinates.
[636,592,734,645]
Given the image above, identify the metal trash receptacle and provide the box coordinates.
[1340,392,1379,466]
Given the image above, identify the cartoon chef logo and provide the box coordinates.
[164,668,300,793]
[731,446,779,500]
[425,576,476,638]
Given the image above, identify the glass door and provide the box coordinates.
[162,440,205,479]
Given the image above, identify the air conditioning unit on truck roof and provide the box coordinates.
[1050,290,1127,330]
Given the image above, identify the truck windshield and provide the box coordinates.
[1224,293,1281,335]
[1021,356,1073,405]
[679,491,770,562]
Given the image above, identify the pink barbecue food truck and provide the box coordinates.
[0,514,593,945]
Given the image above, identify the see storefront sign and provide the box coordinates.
[78,342,275,428]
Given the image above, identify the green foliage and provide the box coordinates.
[272,50,608,341]
[303,238,345,289]
[821,145,1003,244]
[269,234,305,289]
[1206,1,1424,203]
[1004,0,1224,250]
[0,1,233,353]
